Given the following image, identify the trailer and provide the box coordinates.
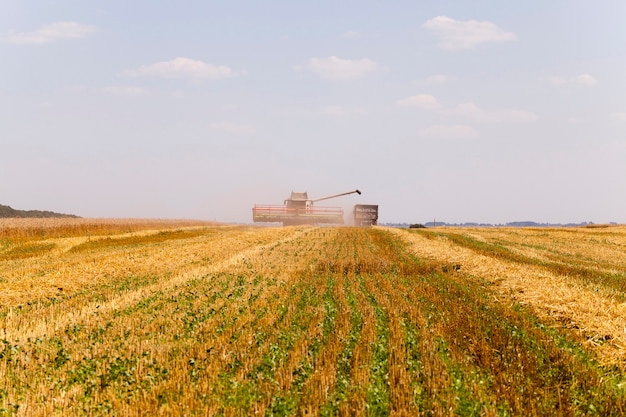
[353,204,379,226]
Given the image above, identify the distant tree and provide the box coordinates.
[409,223,426,229]
[0,204,79,218]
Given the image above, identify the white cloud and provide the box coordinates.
[210,122,255,135]
[546,74,598,87]
[422,16,516,50]
[101,86,148,97]
[397,94,538,124]
[417,124,478,139]
[573,74,598,86]
[609,112,626,122]
[121,57,243,79]
[453,102,538,124]
[5,21,96,45]
[295,56,380,80]
[397,94,442,110]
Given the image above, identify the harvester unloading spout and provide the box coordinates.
[252,189,361,225]
[311,189,361,204]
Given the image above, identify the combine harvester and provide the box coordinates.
[252,189,363,226]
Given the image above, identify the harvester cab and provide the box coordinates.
[284,192,310,210]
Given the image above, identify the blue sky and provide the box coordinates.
[1,1,625,224]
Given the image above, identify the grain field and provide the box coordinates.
[2,221,626,416]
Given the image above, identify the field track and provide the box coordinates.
[2,220,626,416]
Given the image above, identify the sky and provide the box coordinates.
[1,1,625,224]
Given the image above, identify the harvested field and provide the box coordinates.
[1,220,626,416]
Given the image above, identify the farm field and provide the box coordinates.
[2,220,626,416]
